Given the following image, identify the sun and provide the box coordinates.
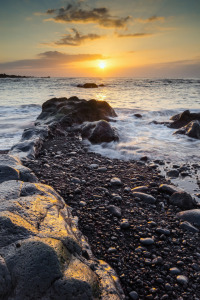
[98,61,106,69]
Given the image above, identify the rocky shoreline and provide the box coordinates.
[1,96,200,299]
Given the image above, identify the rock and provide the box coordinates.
[0,155,38,183]
[166,169,179,178]
[176,275,188,285]
[159,184,182,195]
[10,125,49,159]
[174,120,200,139]
[170,191,196,209]
[120,219,130,229]
[169,267,181,275]
[134,114,142,118]
[77,83,98,88]
[140,238,154,245]
[170,110,200,129]
[81,120,119,144]
[132,192,156,204]
[110,177,122,186]
[155,228,170,235]
[0,155,125,300]
[37,97,117,126]
[180,221,199,233]
[177,209,200,226]
[129,291,139,300]
[131,186,149,193]
[108,205,122,217]
[89,163,99,169]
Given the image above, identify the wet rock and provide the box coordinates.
[77,83,98,88]
[170,110,200,129]
[176,275,188,285]
[155,228,170,235]
[169,267,181,275]
[132,192,156,204]
[37,97,117,126]
[177,209,200,226]
[180,221,199,233]
[140,238,154,245]
[81,120,119,144]
[174,120,200,139]
[134,114,142,118]
[166,169,179,178]
[159,184,182,195]
[120,219,130,229]
[108,205,122,217]
[170,191,196,209]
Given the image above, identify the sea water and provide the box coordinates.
[0,77,200,163]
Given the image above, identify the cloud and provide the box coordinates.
[117,33,152,38]
[0,51,106,70]
[45,2,130,28]
[135,16,165,23]
[52,28,103,46]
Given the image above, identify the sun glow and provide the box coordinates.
[98,61,106,69]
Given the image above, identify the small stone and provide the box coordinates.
[71,177,81,184]
[79,201,87,207]
[180,221,199,233]
[110,177,122,186]
[129,291,139,300]
[131,186,148,193]
[98,167,107,172]
[177,275,188,285]
[152,256,163,265]
[167,169,179,178]
[107,247,117,253]
[124,187,131,192]
[120,219,130,229]
[89,163,99,169]
[140,238,154,245]
[165,283,172,291]
[108,205,122,218]
[156,228,170,235]
[169,267,181,275]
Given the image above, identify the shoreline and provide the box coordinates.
[24,129,200,299]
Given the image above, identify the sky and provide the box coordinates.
[0,0,200,77]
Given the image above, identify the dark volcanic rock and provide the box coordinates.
[77,83,99,88]
[177,209,200,225]
[37,97,117,126]
[170,191,196,209]
[81,120,119,144]
[169,110,200,129]
[174,120,200,139]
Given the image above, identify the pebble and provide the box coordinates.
[166,169,179,178]
[169,267,181,275]
[79,201,87,207]
[89,164,99,169]
[108,205,122,218]
[176,275,188,285]
[129,291,139,300]
[71,177,81,184]
[110,177,122,186]
[120,219,130,229]
[180,221,199,233]
[156,228,171,235]
[140,238,154,245]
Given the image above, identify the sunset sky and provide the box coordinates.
[0,0,200,77]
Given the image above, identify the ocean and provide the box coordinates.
[0,77,199,162]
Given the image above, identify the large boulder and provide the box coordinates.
[174,120,200,139]
[0,155,125,300]
[37,97,117,126]
[81,120,119,144]
[169,110,200,129]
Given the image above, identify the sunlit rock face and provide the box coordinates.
[0,155,124,300]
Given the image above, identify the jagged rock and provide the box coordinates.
[0,155,37,183]
[81,120,119,144]
[132,192,156,204]
[37,97,117,126]
[10,125,49,159]
[174,120,200,139]
[0,155,125,300]
[77,83,98,88]
[170,110,200,129]
[170,191,196,209]
[177,209,200,226]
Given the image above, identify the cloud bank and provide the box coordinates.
[45,2,130,28]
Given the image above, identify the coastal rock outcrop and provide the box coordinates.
[0,154,125,300]
[81,120,119,144]
[169,191,196,210]
[37,97,117,126]
[77,83,99,88]
[174,120,200,139]
[169,110,200,129]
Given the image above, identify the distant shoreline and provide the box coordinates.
[0,73,50,79]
